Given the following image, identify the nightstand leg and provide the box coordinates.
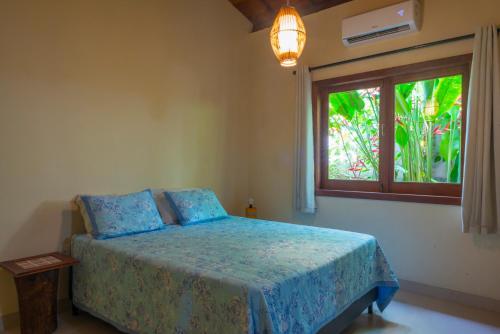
[15,270,59,334]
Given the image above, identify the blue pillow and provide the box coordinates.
[164,188,228,225]
[76,189,165,239]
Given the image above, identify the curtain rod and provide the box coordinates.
[294,27,499,74]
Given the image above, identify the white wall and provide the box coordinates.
[246,0,500,301]
[0,0,251,317]
[1,0,499,320]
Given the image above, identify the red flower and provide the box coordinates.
[433,126,444,135]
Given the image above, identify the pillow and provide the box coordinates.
[151,188,179,224]
[164,188,228,225]
[76,189,165,239]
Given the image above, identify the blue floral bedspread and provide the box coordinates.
[72,216,399,334]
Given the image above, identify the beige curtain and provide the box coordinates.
[294,65,316,214]
[462,25,500,234]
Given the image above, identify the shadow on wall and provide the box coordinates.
[292,211,317,226]
[2,201,85,259]
[0,201,85,316]
[473,233,500,250]
[61,206,86,253]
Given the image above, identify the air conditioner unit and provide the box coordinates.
[342,0,422,46]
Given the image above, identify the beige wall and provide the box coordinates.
[246,0,500,301]
[2,0,500,320]
[0,0,251,317]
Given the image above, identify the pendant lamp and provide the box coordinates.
[269,1,306,67]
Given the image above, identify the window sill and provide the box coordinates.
[315,189,461,206]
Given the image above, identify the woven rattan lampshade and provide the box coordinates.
[270,5,306,67]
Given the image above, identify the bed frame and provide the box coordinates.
[317,288,377,334]
[70,268,377,334]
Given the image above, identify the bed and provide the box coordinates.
[71,216,399,334]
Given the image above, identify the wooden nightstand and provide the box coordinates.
[0,252,79,334]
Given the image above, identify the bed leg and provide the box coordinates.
[69,266,79,316]
[367,303,373,314]
[72,304,80,316]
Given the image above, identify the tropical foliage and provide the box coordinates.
[328,87,380,180]
[328,75,463,184]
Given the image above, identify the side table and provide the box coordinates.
[0,252,79,334]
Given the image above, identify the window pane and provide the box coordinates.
[328,87,380,180]
[394,75,462,183]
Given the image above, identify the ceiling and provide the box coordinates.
[229,0,353,31]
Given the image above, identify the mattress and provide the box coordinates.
[71,216,398,334]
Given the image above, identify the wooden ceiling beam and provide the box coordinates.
[229,0,353,31]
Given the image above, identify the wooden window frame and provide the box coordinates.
[313,54,472,205]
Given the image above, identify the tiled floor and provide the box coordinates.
[344,291,500,333]
[4,291,500,333]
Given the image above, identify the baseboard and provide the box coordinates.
[0,299,71,331]
[399,279,500,313]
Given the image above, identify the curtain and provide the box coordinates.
[294,65,316,214]
[462,24,500,234]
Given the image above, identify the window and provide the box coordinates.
[314,55,471,204]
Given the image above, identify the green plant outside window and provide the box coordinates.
[328,75,462,184]
[394,75,462,184]
[328,87,380,181]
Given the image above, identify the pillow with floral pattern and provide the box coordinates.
[164,188,228,225]
[76,189,165,239]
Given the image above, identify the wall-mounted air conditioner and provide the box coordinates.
[342,0,422,46]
